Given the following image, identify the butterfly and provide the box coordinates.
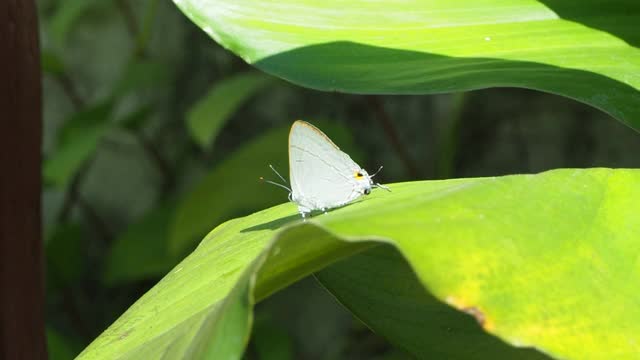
[264,120,389,218]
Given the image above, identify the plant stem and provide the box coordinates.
[56,72,84,109]
[77,194,112,244]
[115,0,139,40]
[57,159,112,245]
[61,287,92,341]
[436,92,467,179]
[365,95,421,179]
[136,0,159,57]
[134,132,175,196]
[512,117,531,172]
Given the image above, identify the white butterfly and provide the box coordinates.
[265,120,389,218]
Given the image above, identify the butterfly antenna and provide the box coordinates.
[269,164,289,184]
[374,182,391,192]
[260,177,292,193]
[261,165,292,193]
[370,165,384,178]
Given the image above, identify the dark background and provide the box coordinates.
[37,0,640,359]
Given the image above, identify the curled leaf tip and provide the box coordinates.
[462,306,488,328]
[446,296,494,331]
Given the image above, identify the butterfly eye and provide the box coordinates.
[364,188,371,195]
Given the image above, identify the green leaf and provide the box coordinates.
[43,62,165,187]
[116,105,153,132]
[49,0,104,45]
[45,223,85,289]
[173,0,640,130]
[168,121,356,254]
[103,203,182,286]
[41,50,65,76]
[251,314,294,360]
[112,59,172,97]
[187,72,274,149]
[316,246,549,359]
[79,168,640,359]
[47,327,81,360]
[43,102,113,187]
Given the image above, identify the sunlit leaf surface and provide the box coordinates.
[80,168,640,359]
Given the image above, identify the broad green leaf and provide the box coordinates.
[103,203,182,286]
[80,168,640,359]
[44,102,113,187]
[187,72,274,149]
[173,0,640,130]
[316,246,549,359]
[168,121,356,254]
[79,212,372,359]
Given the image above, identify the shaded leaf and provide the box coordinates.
[43,101,113,187]
[112,59,172,97]
[49,0,104,45]
[117,105,153,132]
[187,72,274,149]
[103,203,182,286]
[45,223,85,289]
[316,246,549,359]
[41,50,65,76]
[252,314,294,360]
[47,327,81,360]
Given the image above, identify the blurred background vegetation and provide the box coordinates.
[38,0,640,359]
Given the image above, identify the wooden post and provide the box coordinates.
[0,0,47,358]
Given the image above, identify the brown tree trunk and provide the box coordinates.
[0,0,47,359]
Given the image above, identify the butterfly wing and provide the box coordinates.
[289,121,364,213]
